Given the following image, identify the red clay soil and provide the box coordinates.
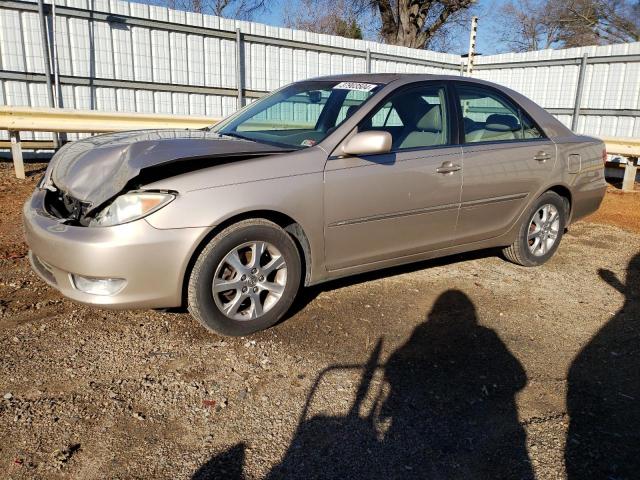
[585,185,640,234]
[0,163,44,260]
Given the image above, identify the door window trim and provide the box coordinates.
[329,81,459,159]
[451,81,548,147]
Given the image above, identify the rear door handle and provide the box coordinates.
[436,161,462,174]
[533,151,551,162]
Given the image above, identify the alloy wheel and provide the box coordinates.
[212,241,287,320]
[527,204,560,256]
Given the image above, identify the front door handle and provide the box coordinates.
[436,161,462,174]
[533,151,551,162]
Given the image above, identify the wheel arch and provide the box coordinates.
[180,209,313,308]
[546,184,573,222]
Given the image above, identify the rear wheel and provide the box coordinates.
[188,219,301,336]
[503,191,566,267]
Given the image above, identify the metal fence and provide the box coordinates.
[474,44,640,138]
[0,0,638,141]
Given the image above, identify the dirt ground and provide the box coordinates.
[1,161,639,479]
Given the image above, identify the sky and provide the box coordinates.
[257,0,511,55]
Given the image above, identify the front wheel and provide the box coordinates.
[188,219,301,336]
[503,191,566,267]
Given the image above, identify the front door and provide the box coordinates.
[324,84,463,271]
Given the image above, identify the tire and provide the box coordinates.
[503,191,567,267]
[188,219,301,336]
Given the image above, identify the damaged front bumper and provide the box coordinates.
[23,189,208,309]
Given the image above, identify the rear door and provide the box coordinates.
[324,83,463,271]
[453,83,556,243]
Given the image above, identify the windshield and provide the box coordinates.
[212,81,383,149]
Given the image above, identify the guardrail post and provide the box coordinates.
[622,156,638,192]
[571,53,589,132]
[236,28,244,108]
[366,49,371,73]
[10,131,25,179]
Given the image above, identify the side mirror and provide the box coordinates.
[342,131,392,156]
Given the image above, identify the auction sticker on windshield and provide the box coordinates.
[333,82,378,92]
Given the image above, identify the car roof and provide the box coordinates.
[306,73,499,87]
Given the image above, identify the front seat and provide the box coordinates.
[399,104,444,149]
[466,114,520,142]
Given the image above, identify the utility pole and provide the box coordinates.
[466,16,478,76]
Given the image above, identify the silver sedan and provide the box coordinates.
[24,74,606,336]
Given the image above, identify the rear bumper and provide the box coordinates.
[23,189,208,309]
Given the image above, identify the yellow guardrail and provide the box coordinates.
[1,107,638,191]
[602,137,640,158]
[0,107,220,178]
[602,137,639,192]
[0,106,218,133]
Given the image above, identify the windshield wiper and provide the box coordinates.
[220,131,254,142]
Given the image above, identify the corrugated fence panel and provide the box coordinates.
[0,0,637,139]
[475,42,640,137]
[0,9,26,71]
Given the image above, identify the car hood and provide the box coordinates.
[44,129,289,211]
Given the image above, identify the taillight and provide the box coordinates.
[602,147,607,164]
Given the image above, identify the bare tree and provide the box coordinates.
[422,5,475,52]
[285,0,476,50]
[167,0,268,19]
[284,0,365,39]
[556,0,640,46]
[497,0,563,51]
[498,0,639,51]
[371,0,477,49]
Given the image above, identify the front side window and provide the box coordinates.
[359,85,449,150]
[370,102,404,127]
[457,85,544,143]
[213,81,382,148]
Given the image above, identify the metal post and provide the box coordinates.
[50,0,65,144]
[466,16,478,76]
[38,0,59,147]
[236,28,244,109]
[51,0,60,108]
[366,49,371,73]
[622,156,638,192]
[459,61,464,76]
[10,131,25,180]
[571,53,589,132]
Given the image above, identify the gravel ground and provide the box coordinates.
[1,162,639,479]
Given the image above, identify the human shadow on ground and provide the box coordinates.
[565,252,640,479]
[192,290,533,479]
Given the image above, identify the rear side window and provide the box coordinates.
[360,85,449,150]
[457,85,544,143]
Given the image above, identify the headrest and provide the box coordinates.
[416,105,442,132]
[463,117,476,132]
[485,114,519,132]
